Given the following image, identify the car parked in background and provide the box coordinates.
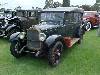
[14,9,41,31]
[0,9,41,38]
[0,10,17,38]
[83,11,100,31]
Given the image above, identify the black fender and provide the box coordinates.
[6,24,19,32]
[9,32,20,42]
[45,35,63,48]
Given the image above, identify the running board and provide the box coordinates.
[64,37,80,48]
[71,38,80,47]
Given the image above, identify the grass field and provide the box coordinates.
[0,30,100,75]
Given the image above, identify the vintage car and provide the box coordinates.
[0,10,16,38]
[10,7,85,66]
[83,11,100,31]
[0,10,23,38]
[0,9,41,38]
[0,10,12,26]
[14,9,41,30]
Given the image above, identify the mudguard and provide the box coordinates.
[6,24,19,32]
[45,35,63,48]
[9,32,20,42]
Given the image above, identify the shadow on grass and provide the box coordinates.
[61,43,78,62]
[11,53,51,69]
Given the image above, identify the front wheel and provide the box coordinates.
[85,22,92,31]
[48,41,63,67]
[10,41,25,58]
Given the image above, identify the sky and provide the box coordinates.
[0,0,96,9]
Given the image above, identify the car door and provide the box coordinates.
[64,12,80,37]
[55,13,65,36]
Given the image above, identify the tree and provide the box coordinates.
[15,6,22,10]
[91,4,99,11]
[90,0,100,11]
[80,5,91,11]
[62,0,70,7]
[0,8,5,12]
[44,0,53,9]
[53,1,62,8]
[96,0,100,3]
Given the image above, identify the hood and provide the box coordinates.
[35,24,59,30]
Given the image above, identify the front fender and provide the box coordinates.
[45,35,63,48]
[6,24,17,32]
[9,32,20,42]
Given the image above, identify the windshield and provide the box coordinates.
[16,11,26,17]
[41,12,64,25]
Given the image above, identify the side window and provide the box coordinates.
[73,13,79,22]
[78,13,83,22]
[65,12,81,22]
[28,12,35,17]
[22,11,26,17]
[29,12,31,17]
[65,13,73,22]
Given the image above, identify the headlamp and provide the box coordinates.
[19,32,25,39]
[39,33,46,41]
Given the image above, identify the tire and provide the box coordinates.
[10,41,25,58]
[85,22,92,31]
[48,41,63,67]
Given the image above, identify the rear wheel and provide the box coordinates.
[48,41,63,67]
[10,41,25,58]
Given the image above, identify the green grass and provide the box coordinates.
[0,30,100,75]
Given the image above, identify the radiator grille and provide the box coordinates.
[27,28,41,50]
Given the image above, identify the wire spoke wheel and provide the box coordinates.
[48,41,63,66]
[85,22,91,31]
[10,41,26,58]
